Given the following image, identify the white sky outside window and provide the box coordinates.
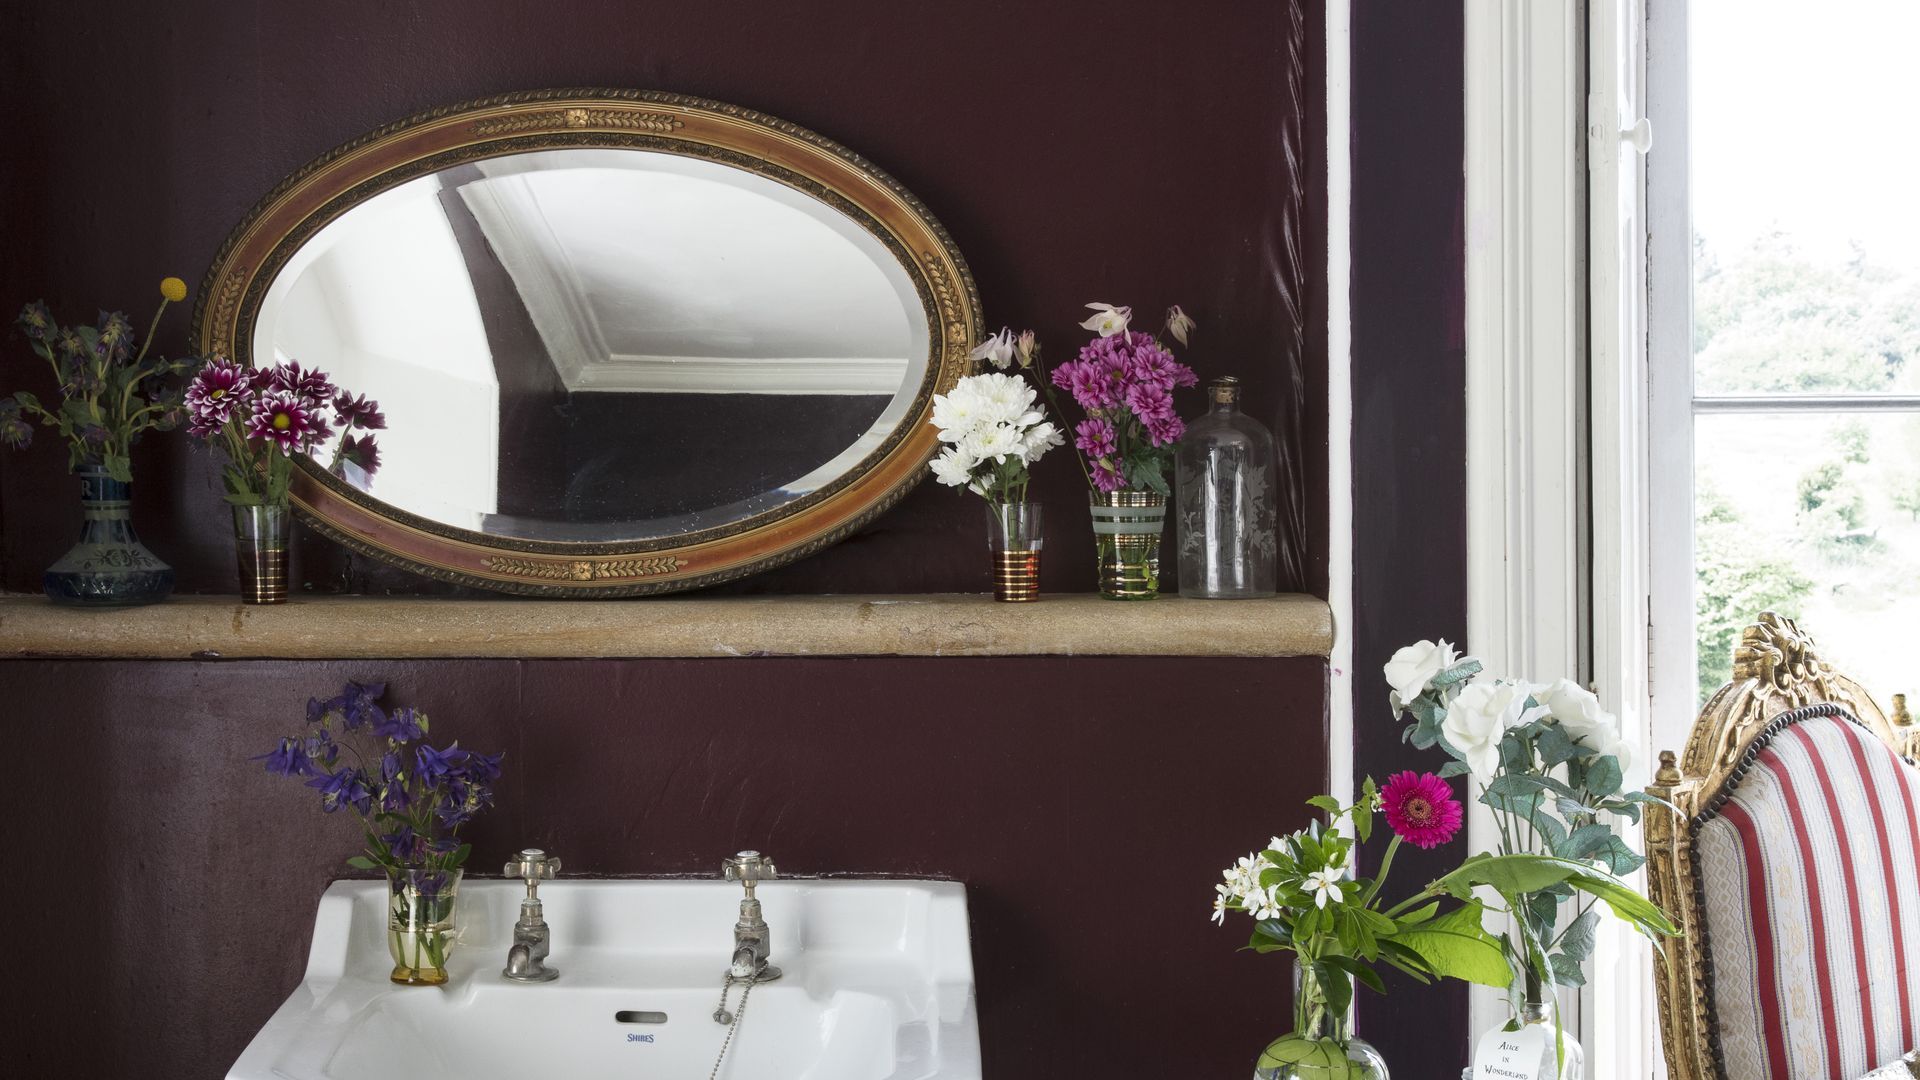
[1688,0,1920,710]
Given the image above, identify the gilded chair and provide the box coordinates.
[1648,612,1920,1080]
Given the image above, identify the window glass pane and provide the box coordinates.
[1694,412,1920,708]
[1692,0,1920,395]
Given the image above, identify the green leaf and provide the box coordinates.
[1437,759,1471,778]
[1388,901,1512,986]
[1549,950,1588,987]
[1324,954,1387,994]
[1586,754,1624,798]
[1431,658,1484,687]
[1259,1037,1357,1077]
[1535,724,1589,767]
[345,855,379,871]
[1393,901,1439,928]
[1558,909,1601,964]
[1307,795,1341,814]
[1564,823,1617,860]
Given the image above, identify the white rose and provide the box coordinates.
[1539,678,1614,743]
[1383,639,1459,706]
[1442,680,1548,779]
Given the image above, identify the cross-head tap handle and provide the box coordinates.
[505,848,560,898]
[723,850,776,896]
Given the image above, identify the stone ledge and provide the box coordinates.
[0,592,1331,660]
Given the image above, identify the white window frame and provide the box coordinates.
[1468,0,1660,1073]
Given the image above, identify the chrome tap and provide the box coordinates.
[502,848,560,982]
[722,850,782,982]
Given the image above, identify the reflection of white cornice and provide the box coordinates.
[576,355,907,395]
[458,173,606,387]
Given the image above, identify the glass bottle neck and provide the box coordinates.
[1294,961,1352,1043]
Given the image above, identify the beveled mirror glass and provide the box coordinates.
[196,91,977,594]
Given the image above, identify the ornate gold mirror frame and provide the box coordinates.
[1645,612,1919,1080]
[194,89,978,596]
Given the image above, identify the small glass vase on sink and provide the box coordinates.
[387,867,464,986]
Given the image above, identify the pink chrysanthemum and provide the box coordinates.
[1075,417,1118,458]
[247,389,329,453]
[1380,771,1463,849]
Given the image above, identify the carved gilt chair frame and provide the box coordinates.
[1646,611,1920,1080]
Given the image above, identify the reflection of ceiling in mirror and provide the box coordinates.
[461,150,919,394]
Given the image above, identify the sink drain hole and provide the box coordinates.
[615,1010,669,1024]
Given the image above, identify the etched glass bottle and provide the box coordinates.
[1176,376,1278,598]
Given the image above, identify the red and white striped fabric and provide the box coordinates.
[1695,709,1920,1080]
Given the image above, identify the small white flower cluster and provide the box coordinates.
[928,372,1063,498]
[1211,838,1346,925]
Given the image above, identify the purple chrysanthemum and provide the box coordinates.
[259,360,335,404]
[337,432,382,478]
[332,391,386,431]
[1075,417,1118,458]
[185,358,256,438]
[247,389,329,453]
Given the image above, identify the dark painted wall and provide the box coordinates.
[0,0,1326,600]
[1349,0,1470,1069]
[2,657,1328,1078]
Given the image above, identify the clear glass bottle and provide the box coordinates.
[1176,376,1278,598]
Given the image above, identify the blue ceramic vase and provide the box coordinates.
[42,466,175,607]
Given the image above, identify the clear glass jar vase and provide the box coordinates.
[232,503,289,605]
[986,501,1044,602]
[388,867,463,986]
[1468,985,1584,1080]
[1254,962,1389,1080]
[42,466,175,607]
[1176,376,1278,598]
[1089,490,1166,600]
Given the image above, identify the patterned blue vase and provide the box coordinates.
[42,466,175,607]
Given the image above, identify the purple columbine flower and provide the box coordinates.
[257,736,317,777]
[415,743,457,782]
[16,301,52,341]
[381,823,423,862]
[374,705,424,744]
[456,748,503,783]
[308,767,374,815]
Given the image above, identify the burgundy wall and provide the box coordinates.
[0,0,1326,600]
[1349,0,1471,1069]
[3,657,1327,1078]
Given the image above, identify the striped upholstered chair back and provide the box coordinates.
[1648,613,1920,1080]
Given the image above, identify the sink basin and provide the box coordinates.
[229,878,980,1079]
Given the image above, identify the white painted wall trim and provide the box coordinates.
[1463,0,1587,1047]
[1327,0,1355,816]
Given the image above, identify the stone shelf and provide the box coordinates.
[0,592,1331,661]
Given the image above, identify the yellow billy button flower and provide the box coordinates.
[160,277,188,303]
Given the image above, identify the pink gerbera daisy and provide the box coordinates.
[1380,770,1463,849]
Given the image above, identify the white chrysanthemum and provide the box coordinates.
[929,446,979,488]
[1018,421,1064,463]
[965,423,1021,463]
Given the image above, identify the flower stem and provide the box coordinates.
[1359,835,1402,907]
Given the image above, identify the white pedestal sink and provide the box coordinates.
[229,878,981,1079]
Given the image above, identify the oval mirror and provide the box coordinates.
[195,90,978,595]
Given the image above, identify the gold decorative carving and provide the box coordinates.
[922,252,968,345]
[205,265,249,358]
[1646,611,1907,1080]
[469,108,685,137]
[482,555,680,581]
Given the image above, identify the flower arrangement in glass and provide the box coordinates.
[1385,640,1673,1075]
[1026,303,1198,599]
[182,356,385,603]
[1,280,193,606]
[929,336,1064,602]
[259,680,502,986]
[1214,772,1676,1078]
